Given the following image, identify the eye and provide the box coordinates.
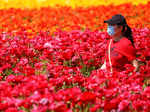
[108,24,113,27]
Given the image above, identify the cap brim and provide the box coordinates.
[104,19,114,25]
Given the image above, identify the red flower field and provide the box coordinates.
[0,3,150,112]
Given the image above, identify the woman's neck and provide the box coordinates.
[112,35,124,42]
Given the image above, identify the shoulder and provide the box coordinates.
[116,37,135,50]
[119,37,132,46]
[116,37,135,51]
[115,37,136,60]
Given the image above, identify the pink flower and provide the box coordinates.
[34,62,43,69]
[44,42,53,48]
[6,74,16,82]
[18,58,28,66]
[118,100,130,111]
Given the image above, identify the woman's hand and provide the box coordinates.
[132,59,139,72]
[101,59,106,70]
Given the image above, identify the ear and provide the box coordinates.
[120,25,125,32]
[124,26,127,31]
[117,25,122,29]
[121,26,124,31]
[118,25,123,31]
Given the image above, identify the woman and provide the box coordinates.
[101,14,139,73]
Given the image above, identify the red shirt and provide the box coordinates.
[105,37,136,72]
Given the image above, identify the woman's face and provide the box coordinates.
[108,24,123,38]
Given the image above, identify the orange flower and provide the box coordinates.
[0,3,150,34]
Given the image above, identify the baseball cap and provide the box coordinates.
[104,14,127,25]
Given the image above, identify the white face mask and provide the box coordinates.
[107,25,115,36]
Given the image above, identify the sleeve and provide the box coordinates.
[115,39,136,61]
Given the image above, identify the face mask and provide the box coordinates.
[107,25,115,36]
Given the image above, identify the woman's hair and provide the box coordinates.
[117,24,134,46]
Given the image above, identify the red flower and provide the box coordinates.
[80,92,96,103]
[5,107,18,112]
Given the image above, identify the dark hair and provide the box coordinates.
[117,24,134,46]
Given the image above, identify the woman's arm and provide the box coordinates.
[132,59,139,72]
